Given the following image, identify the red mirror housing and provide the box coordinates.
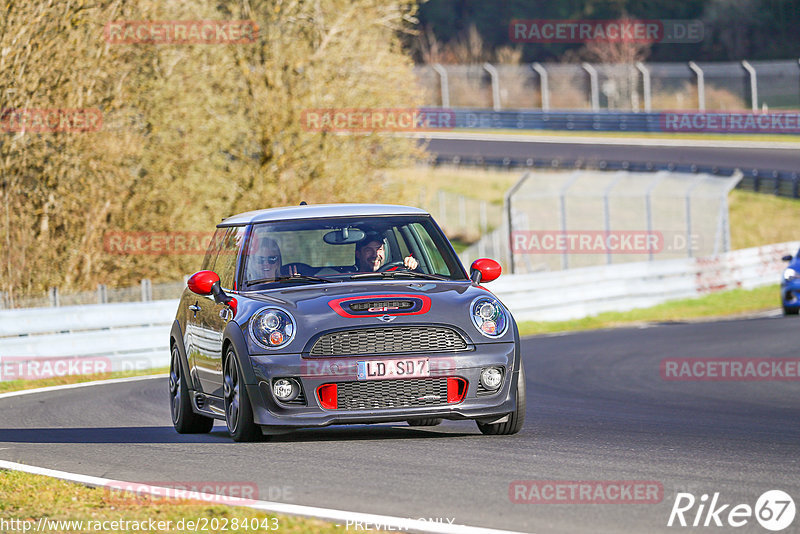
[470,258,502,284]
[187,270,220,295]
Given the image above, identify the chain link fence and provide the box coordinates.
[461,169,743,274]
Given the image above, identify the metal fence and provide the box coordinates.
[0,279,186,310]
[461,169,743,274]
[415,59,800,111]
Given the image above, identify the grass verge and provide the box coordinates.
[0,369,353,533]
[517,283,780,337]
[0,366,169,395]
[0,470,343,533]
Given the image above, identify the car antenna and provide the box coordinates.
[299,201,307,205]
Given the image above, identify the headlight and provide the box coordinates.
[784,268,798,281]
[470,296,509,338]
[249,307,296,349]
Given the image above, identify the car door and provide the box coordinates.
[190,226,245,397]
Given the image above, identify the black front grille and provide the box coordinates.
[336,378,449,410]
[309,326,468,357]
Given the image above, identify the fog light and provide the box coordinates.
[480,367,503,390]
[273,378,299,402]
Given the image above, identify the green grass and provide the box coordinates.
[0,470,345,534]
[0,368,355,533]
[0,366,169,395]
[517,284,780,336]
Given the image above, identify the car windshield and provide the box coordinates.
[241,215,467,287]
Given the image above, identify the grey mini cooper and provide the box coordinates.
[169,204,525,441]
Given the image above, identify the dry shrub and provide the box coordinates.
[0,0,422,300]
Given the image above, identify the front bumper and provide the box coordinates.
[782,279,800,308]
[245,342,519,428]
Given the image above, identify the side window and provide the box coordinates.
[201,228,227,271]
[411,223,449,275]
[215,226,246,290]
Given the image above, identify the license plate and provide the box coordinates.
[357,358,429,381]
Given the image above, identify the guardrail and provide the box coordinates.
[0,300,176,380]
[491,241,799,321]
[1,241,796,380]
[427,149,800,199]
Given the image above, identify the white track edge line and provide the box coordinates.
[0,460,526,534]
[404,131,800,150]
[0,374,167,400]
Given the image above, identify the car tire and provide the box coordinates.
[783,305,799,316]
[223,348,262,442]
[476,360,526,436]
[407,418,443,426]
[169,344,214,434]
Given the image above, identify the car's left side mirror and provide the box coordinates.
[470,258,502,284]
[782,255,793,262]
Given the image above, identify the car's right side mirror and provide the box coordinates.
[187,270,220,295]
[470,258,502,284]
[782,255,794,262]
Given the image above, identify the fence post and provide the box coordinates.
[559,171,582,270]
[432,64,450,108]
[531,63,550,111]
[438,190,447,229]
[49,287,60,307]
[141,279,152,302]
[688,61,705,111]
[0,291,6,309]
[582,62,600,111]
[97,284,108,304]
[483,62,501,111]
[635,62,652,112]
[741,60,758,111]
[458,195,467,232]
[479,201,488,234]
[645,172,670,261]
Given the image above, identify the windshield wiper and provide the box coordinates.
[248,275,335,286]
[349,271,449,281]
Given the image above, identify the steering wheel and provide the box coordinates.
[377,261,407,272]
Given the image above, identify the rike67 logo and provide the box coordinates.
[668,490,796,531]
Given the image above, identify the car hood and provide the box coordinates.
[235,280,513,349]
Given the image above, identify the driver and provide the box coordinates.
[353,232,418,272]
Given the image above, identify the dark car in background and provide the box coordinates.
[781,248,800,315]
[169,204,525,441]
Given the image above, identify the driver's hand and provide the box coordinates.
[403,255,418,270]
[287,264,299,276]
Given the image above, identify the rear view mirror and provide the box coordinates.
[323,228,366,245]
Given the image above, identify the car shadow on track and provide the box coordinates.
[0,425,475,444]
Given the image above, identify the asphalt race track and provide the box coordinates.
[425,136,800,174]
[2,315,798,533]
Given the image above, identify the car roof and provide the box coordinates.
[218,203,430,227]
